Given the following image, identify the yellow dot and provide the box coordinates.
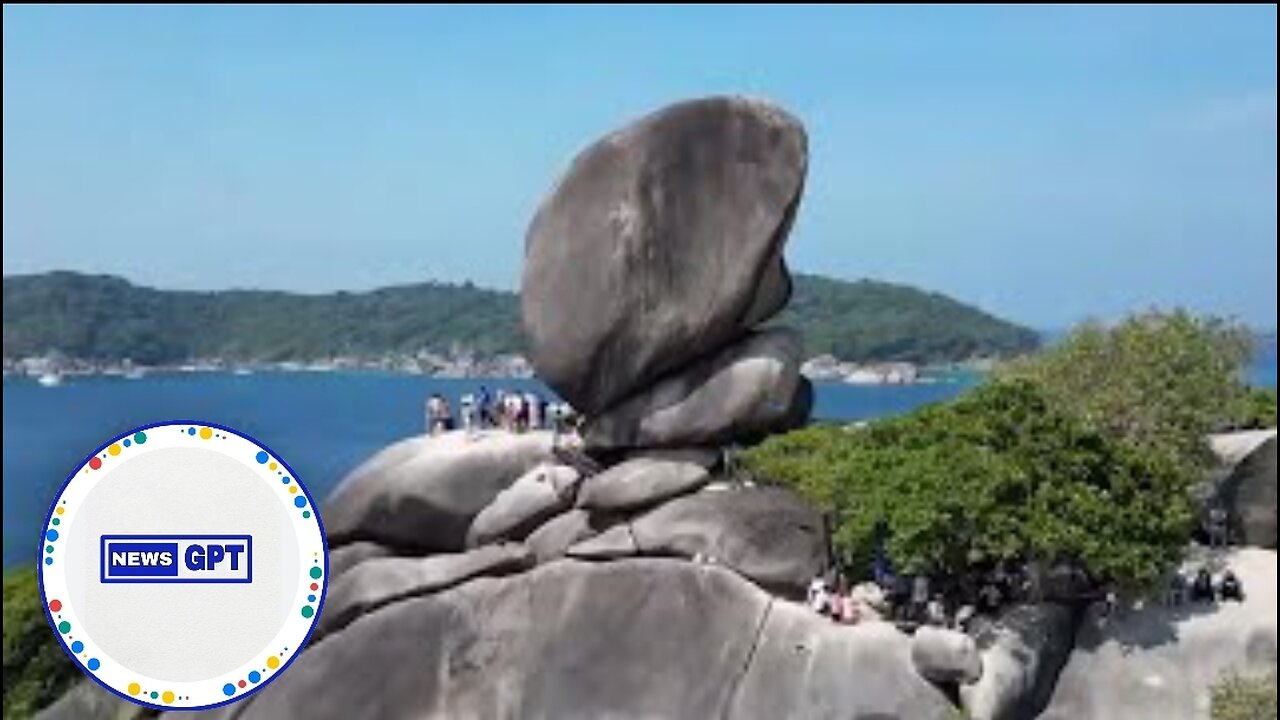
[199,427,213,440]
[289,485,298,494]
[55,507,65,516]
[269,462,278,471]
[108,443,122,456]
[162,690,175,703]
[266,655,280,669]
[128,683,140,696]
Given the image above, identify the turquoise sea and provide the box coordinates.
[3,350,1274,568]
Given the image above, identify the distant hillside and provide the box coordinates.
[2,271,1039,364]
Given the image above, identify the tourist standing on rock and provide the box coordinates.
[808,576,831,617]
[477,386,493,428]
[910,574,930,623]
[425,393,440,434]
[525,391,542,430]
[1191,567,1215,603]
[460,394,478,438]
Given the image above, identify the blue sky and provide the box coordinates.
[3,5,1276,328]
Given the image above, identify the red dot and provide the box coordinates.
[238,680,246,688]
[89,457,102,470]
[49,600,62,612]
[310,583,318,591]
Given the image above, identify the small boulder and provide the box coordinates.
[584,328,809,451]
[524,509,598,563]
[467,464,581,547]
[521,96,808,415]
[911,626,983,685]
[575,456,710,512]
[1218,436,1277,548]
[566,524,639,560]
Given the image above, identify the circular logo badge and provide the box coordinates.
[38,421,327,710]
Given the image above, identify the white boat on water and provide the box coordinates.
[37,372,63,387]
[124,367,147,380]
[233,367,254,376]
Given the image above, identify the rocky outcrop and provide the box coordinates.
[318,544,535,637]
[1041,548,1278,720]
[324,430,555,552]
[224,559,955,720]
[582,328,809,451]
[959,603,1081,720]
[523,508,598,563]
[521,96,807,415]
[1217,436,1277,549]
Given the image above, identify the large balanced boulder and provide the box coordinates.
[325,431,555,553]
[1218,436,1277,548]
[221,559,953,720]
[1041,548,1278,720]
[629,486,827,597]
[959,603,1081,720]
[575,455,710,512]
[583,328,809,451]
[467,464,581,547]
[521,96,808,414]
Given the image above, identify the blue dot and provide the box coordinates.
[307,594,316,602]
[71,641,84,653]
[46,529,59,541]
[123,439,131,447]
[282,476,291,484]
[45,557,53,565]
[87,658,100,671]
[188,427,196,435]
[248,671,261,683]
[256,451,269,464]
[223,683,235,696]
[294,496,307,508]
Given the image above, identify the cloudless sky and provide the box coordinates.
[3,5,1276,328]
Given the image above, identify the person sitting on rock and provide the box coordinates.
[1191,567,1215,603]
[926,595,947,626]
[1164,571,1188,607]
[807,576,831,617]
[1218,569,1245,602]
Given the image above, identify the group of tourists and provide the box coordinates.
[425,387,578,442]
[1167,566,1246,606]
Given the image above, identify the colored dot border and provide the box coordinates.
[37,420,329,712]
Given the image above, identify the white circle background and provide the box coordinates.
[39,423,326,709]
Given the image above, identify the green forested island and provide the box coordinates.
[2,271,1039,364]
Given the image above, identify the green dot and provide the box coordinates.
[302,511,311,519]
[52,518,61,526]
[46,545,54,553]
[309,567,322,579]
[57,621,71,634]
[301,606,314,619]
[150,691,158,699]
[134,431,147,444]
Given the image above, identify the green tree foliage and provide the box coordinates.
[1000,311,1254,488]
[1210,668,1277,720]
[744,379,1193,591]
[746,311,1254,592]
[3,272,1040,365]
[1237,387,1277,430]
[3,568,78,719]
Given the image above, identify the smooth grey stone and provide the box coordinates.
[629,486,828,597]
[583,328,808,452]
[911,626,983,685]
[575,456,710,512]
[467,464,581,547]
[960,603,1083,720]
[317,543,534,638]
